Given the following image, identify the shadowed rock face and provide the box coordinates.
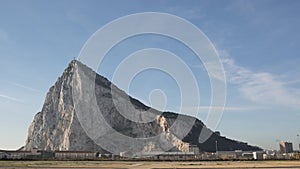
[24,60,261,153]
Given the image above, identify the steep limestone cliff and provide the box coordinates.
[24,60,261,153]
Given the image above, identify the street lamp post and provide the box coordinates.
[297,134,300,151]
[215,141,218,152]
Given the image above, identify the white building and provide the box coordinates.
[253,151,263,160]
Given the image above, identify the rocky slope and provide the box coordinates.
[24,60,261,153]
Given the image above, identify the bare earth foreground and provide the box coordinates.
[1,161,300,169]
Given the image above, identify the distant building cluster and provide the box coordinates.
[1,142,299,161]
[279,141,293,154]
[0,149,98,160]
[1,141,299,160]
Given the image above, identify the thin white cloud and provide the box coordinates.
[220,51,300,108]
[181,106,253,113]
[10,82,39,92]
[204,61,226,82]
[0,94,21,103]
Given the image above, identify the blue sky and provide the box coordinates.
[0,0,300,150]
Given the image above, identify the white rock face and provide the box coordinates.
[24,60,262,153]
[157,116,189,152]
[24,60,190,153]
[25,61,101,151]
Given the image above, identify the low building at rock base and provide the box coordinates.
[54,151,96,160]
[216,150,264,160]
[0,148,41,160]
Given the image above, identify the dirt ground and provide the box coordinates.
[1,160,300,169]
